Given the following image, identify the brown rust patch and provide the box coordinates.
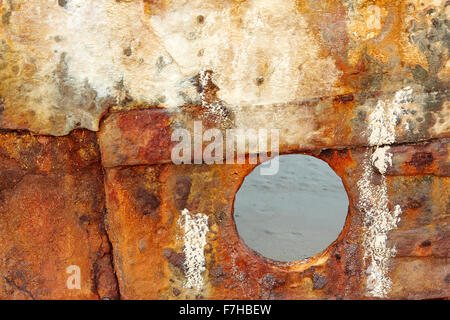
[385,140,449,176]
[99,108,174,167]
[163,248,186,273]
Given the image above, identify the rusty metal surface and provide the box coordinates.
[0,130,118,299]
[102,140,449,300]
[0,0,448,300]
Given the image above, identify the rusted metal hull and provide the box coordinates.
[0,0,448,299]
[0,123,447,299]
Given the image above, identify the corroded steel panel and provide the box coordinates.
[0,0,448,300]
[102,144,449,299]
[0,130,118,299]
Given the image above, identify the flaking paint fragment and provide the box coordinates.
[180,208,209,292]
[370,146,392,175]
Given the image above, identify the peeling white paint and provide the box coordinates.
[58,0,197,108]
[1,0,342,134]
[359,87,413,297]
[150,0,342,107]
[180,208,209,292]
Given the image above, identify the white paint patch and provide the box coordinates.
[180,208,209,292]
[358,87,413,297]
[368,87,413,174]
[2,0,342,134]
[151,0,341,107]
[368,86,413,147]
[58,0,197,108]
[51,0,342,107]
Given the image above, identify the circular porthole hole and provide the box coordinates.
[233,154,349,262]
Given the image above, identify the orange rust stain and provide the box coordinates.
[142,0,171,16]
[401,151,438,175]
[320,149,358,177]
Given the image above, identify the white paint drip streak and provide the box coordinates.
[358,87,412,297]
